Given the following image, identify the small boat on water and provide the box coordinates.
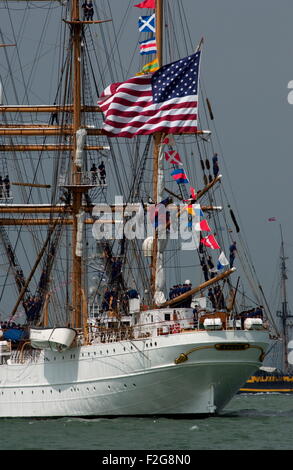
[239,226,293,393]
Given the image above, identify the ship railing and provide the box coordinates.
[10,344,42,364]
[85,314,265,344]
[86,318,193,344]
[60,171,107,187]
[88,324,135,344]
[0,196,13,203]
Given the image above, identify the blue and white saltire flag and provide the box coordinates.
[217,251,229,270]
[139,37,157,55]
[138,14,156,33]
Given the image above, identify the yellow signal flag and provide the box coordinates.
[136,58,159,75]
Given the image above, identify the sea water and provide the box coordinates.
[1,394,292,452]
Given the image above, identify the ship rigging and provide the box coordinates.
[0,0,274,417]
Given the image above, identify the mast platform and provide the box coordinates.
[0,197,13,204]
[59,171,107,189]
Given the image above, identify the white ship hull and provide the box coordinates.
[0,329,269,417]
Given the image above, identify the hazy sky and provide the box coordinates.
[180,0,293,311]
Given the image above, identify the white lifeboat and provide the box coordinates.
[30,327,77,352]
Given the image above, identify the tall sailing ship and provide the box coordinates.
[0,0,274,417]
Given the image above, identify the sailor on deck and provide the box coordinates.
[90,163,98,184]
[81,0,88,20]
[98,161,106,185]
[4,175,10,197]
[87,1,94,20]
[200,257,209,282]
[229,241,237,268]
[212,153,219,178]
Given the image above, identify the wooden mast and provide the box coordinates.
[160,268,236,308]
[71,0,83,328]
[279,225,293,373]
[1,3,113,325]
[150,0,163,299]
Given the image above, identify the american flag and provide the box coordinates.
[98,51,201,138]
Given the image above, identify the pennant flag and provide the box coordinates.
[162,135,175,146]
[139,37,157,55]
[97,51,201,138]
[171,168,189,184]
[135,0,156,8]
[185,204,195,216]
[201,235,220,250]
[164,150,182,166]
[190,187,197,199]
[137,58,159,75]
[148,197,171,227]
[138,14,156,32]
[183,187,197,203]
[148,205,161,228]
[195,219,212,232]
[268,217,276,222]
[195,207,204,217]
[217,251,229,270]
[158,196,172,206]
